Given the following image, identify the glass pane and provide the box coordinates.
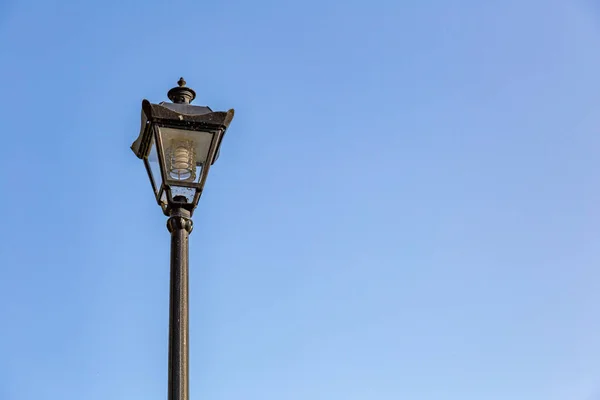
[194,164,204,184]
[170,186,196,203]
[146,138,163,196]
[158,127,214,183]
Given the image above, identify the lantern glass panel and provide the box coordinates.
[157,126,214,184]
[145,137,163,197]
[169,186,198,203]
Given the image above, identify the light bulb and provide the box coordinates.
[167,140,196,181]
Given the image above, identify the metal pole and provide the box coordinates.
[166,205,193,400]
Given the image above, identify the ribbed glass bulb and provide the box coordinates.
[167,140,196,181]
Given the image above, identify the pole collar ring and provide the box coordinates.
[167,216,194,233]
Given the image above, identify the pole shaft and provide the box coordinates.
[167,208,193,400]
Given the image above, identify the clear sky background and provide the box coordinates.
[1,0,600,399]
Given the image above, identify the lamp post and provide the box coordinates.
[130,78,235,400]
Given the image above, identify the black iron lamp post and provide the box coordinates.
[130,78,234,400]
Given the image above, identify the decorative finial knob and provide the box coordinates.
[168,77,196,104]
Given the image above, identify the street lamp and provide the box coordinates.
[130,78,235,400]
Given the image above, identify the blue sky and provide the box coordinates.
[1,0,600,399]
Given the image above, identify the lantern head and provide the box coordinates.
[131,78,234,215]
